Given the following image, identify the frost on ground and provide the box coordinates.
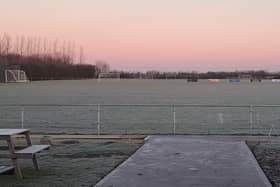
[248,141,280,187]
[1,138,280,187]
[0,139,143,187]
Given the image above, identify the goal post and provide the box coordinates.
[98,72,121,82]
[4,69,29,83]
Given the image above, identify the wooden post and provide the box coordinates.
[21,107,24,129]
[173,106,176,135]
[97,104,101,135]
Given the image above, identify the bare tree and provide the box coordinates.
[53,39,58,57]
[0,34,3,56]
[96,61,110,73]
[79,46,84,64]
[26,37,31,56]
[20,35,25,56]
[66,40,72,62]
[69,41,75,64]
[42,38,47,56]
[37,37,41,56]
[46,39,51,56]
[32,37,37,56]
[14,35,20,55]
[3,33,12,55]
[30,37,34,55]
[61,40,66,61]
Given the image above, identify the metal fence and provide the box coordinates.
[0,104,280,136]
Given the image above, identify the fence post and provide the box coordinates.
[21,107,24,129]
[249,105,253,134]
[97,104,101,135]
[173,105,176,135]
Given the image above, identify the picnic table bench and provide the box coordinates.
[0,129,50,179]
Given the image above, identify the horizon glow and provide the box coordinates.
[0,0,280,72]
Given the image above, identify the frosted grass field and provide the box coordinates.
[0,79,280,135]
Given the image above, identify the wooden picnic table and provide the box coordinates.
[0,129,49,179]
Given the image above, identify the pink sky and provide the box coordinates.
[1,0,280,71]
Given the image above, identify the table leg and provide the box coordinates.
[32,155,40,171]
[24,132,32,146]
[6,138,23,179]
[24,132,39,170]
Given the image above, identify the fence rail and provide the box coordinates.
[0,104,280,136]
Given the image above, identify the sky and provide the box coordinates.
[0,0,280,72]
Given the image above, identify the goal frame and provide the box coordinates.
[97,72,121,82]
[4,69,29,83]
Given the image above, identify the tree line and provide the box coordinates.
[117,70,280,80]
[0,33,97,81]
[1,33,279,81]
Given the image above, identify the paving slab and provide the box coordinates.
[96,136,271,187]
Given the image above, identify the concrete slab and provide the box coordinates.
[96,136,271,187]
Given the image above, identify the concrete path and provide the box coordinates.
[96,136,271,187]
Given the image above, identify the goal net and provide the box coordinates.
[98,72,121,82]
[5,69,29,83]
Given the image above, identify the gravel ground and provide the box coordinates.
[0,139,143,187]
[248,140,280,187]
